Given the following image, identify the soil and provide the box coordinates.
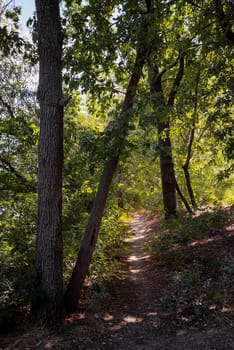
[1,211,234,349]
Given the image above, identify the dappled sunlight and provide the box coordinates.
[2,211,233,349]
[108,314,144,331]
[103,313,114,321]
[147,311,158,316]
[130,268,141,274]
[128,254,151,262]
[123,315,143,323]
[44,339,57,349]
[221,306,234,313]
[190,229,234,247]
[65,312,86,323]
[126,234,147,241]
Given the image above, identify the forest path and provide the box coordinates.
[124,213,163,312]
[2,211,234,350]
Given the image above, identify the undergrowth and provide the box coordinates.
[85,209,131,311]
[150,206,234,325]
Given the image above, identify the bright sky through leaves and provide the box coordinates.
[17,0,35,30]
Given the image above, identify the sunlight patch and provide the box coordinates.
[123,315,143,323]
[66,312,86,323]
[130,268,141,274]
[103,313,114,321]
[44,339,57,349]
[147,312,158,316]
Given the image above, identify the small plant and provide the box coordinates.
[86,281,111,312]
[159,294,177,312]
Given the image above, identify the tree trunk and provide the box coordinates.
[149,53,185,218]
[182,70,199,209]
[33,0,64,325]
[175,179,192,213]
[158,120,177,218]
[150,68,177,218]
[64,41,148,314]
[183,157,197,208]
[182,125,196,208]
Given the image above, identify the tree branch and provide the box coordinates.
[167,51,185,106]
[0,157,36,191]
[0,0,14,16]
[184,70,199,168]
[149,53,181,93]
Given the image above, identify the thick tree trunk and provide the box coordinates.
[158,121,177,218]
[150,69,177,218]
[64,42,147,314]
[33,0,64,324]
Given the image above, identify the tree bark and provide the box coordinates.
[175,179,192,213]
[182,126,197,208]
[33,0,64,325]
[182,70,199,209]
[158,119,177,218]
[149,53,185,219]
[64,39,148,314]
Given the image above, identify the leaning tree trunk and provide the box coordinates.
[33,0,64,325]
[175,179,192,213]
[64,41,148,315]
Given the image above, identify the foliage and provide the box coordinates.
[0,53,38,316]
[150,207,233,258]
[90,208,130,282]
[0,0,234,327]
[151,206,234,323]
[85,207,130,311]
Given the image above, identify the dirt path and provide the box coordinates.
[1,212,234,350]
[125,214,160,308]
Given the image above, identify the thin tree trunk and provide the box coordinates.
[33,0,64,325]
[175,179,192,213]
[182,126,197,208]
[182,70,199,209]
[64,40,148,314]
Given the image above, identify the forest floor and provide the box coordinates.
[1,208,234,349]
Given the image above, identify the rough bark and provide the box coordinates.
[158,119,177,218]
[33,0,64,324]
[149,53,185,219]
[64,39,148,314]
